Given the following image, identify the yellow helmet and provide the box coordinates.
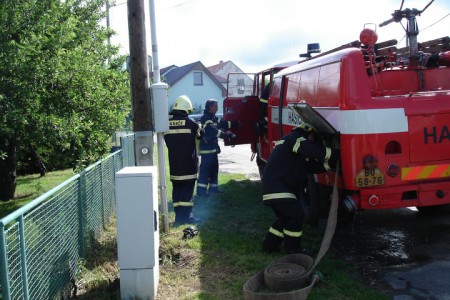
[173,95,194,113]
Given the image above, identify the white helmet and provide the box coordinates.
[172,95,194,113]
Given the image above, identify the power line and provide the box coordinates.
[420,12,450,32]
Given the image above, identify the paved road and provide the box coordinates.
[218,142,450,300]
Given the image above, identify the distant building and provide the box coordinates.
[160,61,226,114]
[159,60,251,114]
[208,60,254,97]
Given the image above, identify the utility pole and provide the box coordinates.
[149,0,170,232]
[127,0,153,166]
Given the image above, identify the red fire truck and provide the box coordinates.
[223,3,450,222]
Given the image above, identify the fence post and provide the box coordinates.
[100,161,105,228]
[18,216,29,299]
[0,224,11,300]
[77,171,86,258]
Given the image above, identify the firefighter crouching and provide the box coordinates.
[164,95,204,225]
[262,123,339,254]
[197,99,239,196]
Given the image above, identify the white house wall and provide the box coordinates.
[167,70,225,114]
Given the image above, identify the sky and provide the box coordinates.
[107,0,450,73]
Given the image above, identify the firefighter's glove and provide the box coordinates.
[324,148,340,172]
[182,226,199,240]
[226,131,237,146]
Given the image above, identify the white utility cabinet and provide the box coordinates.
[115,166,159,300]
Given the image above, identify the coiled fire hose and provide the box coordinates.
[243,162,340,299]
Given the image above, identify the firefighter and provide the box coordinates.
[261,123,339,254]
[197,99,238,196]
[164,95,203,225]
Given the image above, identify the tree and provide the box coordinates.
[0,0,130,201]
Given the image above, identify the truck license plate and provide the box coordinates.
[356,168,385,187]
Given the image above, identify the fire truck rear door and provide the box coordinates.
[223,73,259,146]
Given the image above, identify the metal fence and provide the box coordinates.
[0,134,135,300]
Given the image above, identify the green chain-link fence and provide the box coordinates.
[0,134,135,300]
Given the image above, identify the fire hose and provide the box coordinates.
[243,162,340,299]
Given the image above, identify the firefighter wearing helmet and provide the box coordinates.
[261,123,340,254]
[196,99,239,196]
[164,95,203,225]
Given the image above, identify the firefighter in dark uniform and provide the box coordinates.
[164,95,203,225]
[197,99,238,196]
[261,123,339,254]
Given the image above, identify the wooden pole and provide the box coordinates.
[127,0,153,166]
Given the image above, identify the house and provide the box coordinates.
[207,60,245,88]
[207,60,254,97]
[160,61,226,114]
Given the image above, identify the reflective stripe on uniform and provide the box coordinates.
[165,128,191,135]
[324,147,331,160]
[204,120,214,126]
[274,140,284,146]
[199,149,217,154]
[170,174,197,181]
[323,160,332,171]
[293,137,306,153]
[173,201,194,207]
[216,131,221,137]
[209,183,218,187]
[283,229,303,237]
[197,183,208,188]
[263,192,297,201]
[269,227,284,238]
[260,98,268,104]
[227,121,231,128]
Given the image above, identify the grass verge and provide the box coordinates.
[9,169,389,299]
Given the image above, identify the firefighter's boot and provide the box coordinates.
[262,227,283,254]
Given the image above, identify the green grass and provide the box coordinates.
[0,169,75,218]
[156,174,389,300]
[7,167,388,300]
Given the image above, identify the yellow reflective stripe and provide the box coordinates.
[217,118,222,122]
[173,201,194,207]
[263,193,297,201]
[196,126,202,137]
[269,227,284,238]
[199,149,217,154]
[402,164,450,180]
[323,160,332,171]
[283,229,303,238]
[324,147,331,160]
[227,121,231,128]
[204,120,214,126]
[165,129,191,135]
[293,137,306,153]
[260,98,268,104]
[170,174,197,180]
[197,183,208,188]
[216,131,221,137]
[209,184,218,187]
[274,140,284,146]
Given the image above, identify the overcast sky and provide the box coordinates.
[108,0,449,72]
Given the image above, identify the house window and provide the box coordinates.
[193,72,203,86]
[237,78,245,94]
